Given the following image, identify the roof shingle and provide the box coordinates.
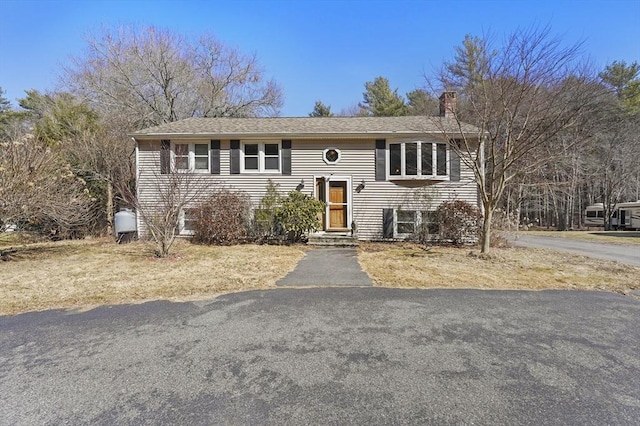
[131,116,478,139]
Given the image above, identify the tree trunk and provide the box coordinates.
[480,207,493,253]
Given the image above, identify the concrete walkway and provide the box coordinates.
[276,248,373,287]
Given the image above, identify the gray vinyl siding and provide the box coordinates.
[136,138,479,239]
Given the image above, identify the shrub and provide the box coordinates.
[434,200,482,245]
[191,190,252,245]
[275,190,324,242]
[252,180,283,240]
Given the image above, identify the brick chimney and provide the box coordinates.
[439,91,457,118]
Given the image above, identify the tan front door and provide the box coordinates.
[328,181,348,229]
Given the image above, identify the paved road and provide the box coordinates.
[513,234,640,266]
[1,288,639,425]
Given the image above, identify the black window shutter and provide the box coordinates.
[210,140,220,174]
[230,140,240,174]
[160,140,170,174]
[383,208,394,238]
[282,140,292,175]
[375,139,386,181]
[450,142,461,181]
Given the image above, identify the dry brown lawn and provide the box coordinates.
[0,237,305,316]
[358,242,640,293]
[3,235,638,317]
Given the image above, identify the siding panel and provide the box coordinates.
[137,138,479,240]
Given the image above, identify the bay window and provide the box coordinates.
[388,141,449,179]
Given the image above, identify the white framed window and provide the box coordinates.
[178,208,197,236]
[172,142,209,172]
[241,141,281,173]
[323,147,342,165]
[396,210,417,234]
[394,210,438,237]
[388,141,449,179]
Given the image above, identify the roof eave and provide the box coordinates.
[130,130,468,141]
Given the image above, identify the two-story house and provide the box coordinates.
[131,92,480,241]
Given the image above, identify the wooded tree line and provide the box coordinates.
[311,30,639,248]
[1,24,638,250]
[1,26,283,237]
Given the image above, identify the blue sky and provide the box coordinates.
[1,0,639,116]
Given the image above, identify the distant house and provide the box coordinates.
[131,92,481,241]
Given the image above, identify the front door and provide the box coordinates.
[315,177,351,231]
[329,181,348,229]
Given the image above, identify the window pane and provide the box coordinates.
[183,209,197,231]
[175,144,188,155]
[195,144,208,155]
[390,144,401,175]
[265,157,279,170]
[406,143,417,175]
[175,156,188,169]
[437,143,447,175]
[194,157,208,170]
[245,144,258,155]
[397,210,415,222]
[265,143,279,156]
[421,211,439,234]
[245,157,258,170]
[397,222,415,234]
[422,143,433,175]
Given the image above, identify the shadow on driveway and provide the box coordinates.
[1,288,639,424]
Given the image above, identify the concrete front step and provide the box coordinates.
[308,233,359,247]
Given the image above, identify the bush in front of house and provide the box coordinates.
[252,180,283,241]
[434,200,482,245]
[191,190,252,245]
[274,190,325,242]
[252,182,325,243]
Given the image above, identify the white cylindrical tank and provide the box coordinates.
[114,208,136,234]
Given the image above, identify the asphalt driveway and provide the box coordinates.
[513,234,640,266]
[1,288,638,425]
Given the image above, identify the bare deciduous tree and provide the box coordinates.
[434,26,603,252]
[118,150,210,257]
[63,25,284,129]
[0,128,93,234]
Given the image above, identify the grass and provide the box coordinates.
[0,237,305,316]
[516,230,640,245]
[2,233,638,316]
[358,242,640,293]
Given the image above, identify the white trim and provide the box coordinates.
[393,209,435,238]
[135,141,140,234]
[170,142,210,173]
[240,141,282,174]
[322,147,342,165]
[178,208,196,236]
[313,175,353,231]
[386,140,450,181]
